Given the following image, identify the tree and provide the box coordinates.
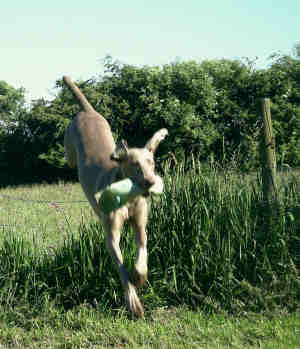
[0,81,25,123]
[266,50,300,166]
[0,81,26,175]
[2,50,300,184]
[95,59,219,161]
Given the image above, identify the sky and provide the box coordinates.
[1,0,299,102]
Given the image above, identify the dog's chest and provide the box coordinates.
[117,196,147,221]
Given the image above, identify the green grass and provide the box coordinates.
[0,181,94,246]
[0,163,299,347]
[0,304,299,348]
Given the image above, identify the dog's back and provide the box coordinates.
[63,76,118,209]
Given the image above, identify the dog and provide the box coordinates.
[63,76,168,317]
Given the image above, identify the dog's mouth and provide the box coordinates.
[148,175,164,195]
[124,174,163,197]
[142,191,151,198]
[137,175,164,196]
[142,176,164,198]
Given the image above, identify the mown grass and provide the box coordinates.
[0,181,93,247]
[0,162,299,347]
[0,304,299,348]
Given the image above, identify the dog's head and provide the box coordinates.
[111,128,168,191]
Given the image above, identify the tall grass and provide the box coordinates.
[0,161,299,313]
[149,162,299,312]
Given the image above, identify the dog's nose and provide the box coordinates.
[145,176,156,188]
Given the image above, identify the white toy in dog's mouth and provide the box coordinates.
[96,176,164,214]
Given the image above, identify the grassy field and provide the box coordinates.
[0,181,93,247]
[0,163,299,348]
[0,304,299,348]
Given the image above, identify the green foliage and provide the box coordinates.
[1,48,300,181]
[96,60,220,160]
[0,100,68,180]
[199,59,262,168]
[25,99,70,168]
[0,81,26,173]
[0,80,25,123]
[267,52,300,166]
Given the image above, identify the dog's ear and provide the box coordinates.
[145,128,168,153]
[111,139,129,162]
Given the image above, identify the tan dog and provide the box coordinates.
[63,76,168,317]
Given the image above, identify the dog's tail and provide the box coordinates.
[63,76,94,113]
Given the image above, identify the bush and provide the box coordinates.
[1,52,300,183]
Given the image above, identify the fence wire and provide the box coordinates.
[0,193,88,205]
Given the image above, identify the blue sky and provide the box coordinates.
[1,0,299,101]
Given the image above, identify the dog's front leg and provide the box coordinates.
[104,211,144,318]
[131,198,148,288]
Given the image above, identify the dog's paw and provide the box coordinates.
[132,268,148,288]
[125,283,144,318]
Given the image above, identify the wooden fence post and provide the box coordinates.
[259,98,279,236]
[260,98,278,203]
